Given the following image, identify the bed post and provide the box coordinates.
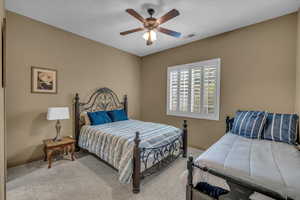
[132,131,141,194]
[123,95,128,116]
[183,120,188,158]
[186,156,194,200]
[74,93,80,150]
[226,116,231,133]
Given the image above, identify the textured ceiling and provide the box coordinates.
[6,0,300,56]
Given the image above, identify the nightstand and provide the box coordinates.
[43,136,76,168]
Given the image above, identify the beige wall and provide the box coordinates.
[6,11,141,167]
[0,0,5,198]
[5,10,299,167]
[141,13,297,150]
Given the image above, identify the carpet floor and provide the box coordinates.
[7,148,202,200]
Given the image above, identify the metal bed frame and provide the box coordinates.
[74,87,188,193]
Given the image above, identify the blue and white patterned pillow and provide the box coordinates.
[231,110,267,139]
[263,113,299,145]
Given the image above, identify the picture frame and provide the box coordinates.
[31,66,57,94]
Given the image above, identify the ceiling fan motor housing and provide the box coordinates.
[144,8,158,30]
[144,18,159,30]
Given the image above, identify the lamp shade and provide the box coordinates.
[47,107,70,120]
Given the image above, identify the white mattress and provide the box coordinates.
[193,133,300,200]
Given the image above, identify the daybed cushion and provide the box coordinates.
[107,109,128,122]
[193,133,300,200]
[231,110,266,139]
[263,113,298,145]
[87,111,112,125]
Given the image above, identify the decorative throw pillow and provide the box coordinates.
[231,110,267,139]
[263,113,299,145]
[87,111,112,125]
[107,109,128,122]
[80,112,91,125]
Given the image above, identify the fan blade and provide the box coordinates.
[120,28,144,35]
[126,9,145,23]
[157,27,181,38]
[158,9,180,25]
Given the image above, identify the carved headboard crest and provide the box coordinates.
[78,87,124,113]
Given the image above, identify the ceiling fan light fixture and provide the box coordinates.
[143,30,157,42]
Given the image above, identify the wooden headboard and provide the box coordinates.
[74,87,128,148]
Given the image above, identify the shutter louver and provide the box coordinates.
[169,71,178,112]
[191,67,202,113]
[179,69,189,112]
[203,67,217,114]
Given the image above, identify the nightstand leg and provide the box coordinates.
[65,146,69,155]
[71,144,75,161]
[43,146,47,161]
[47,150,53,168]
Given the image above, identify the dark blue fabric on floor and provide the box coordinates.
[195,182,229,199]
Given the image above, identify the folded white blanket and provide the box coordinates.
[192,133,300,200]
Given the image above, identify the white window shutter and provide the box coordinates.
[167,58,220,120]
[169,71,178,112]
[203,66,217,115]
[191,67,202,113]
[179,69,189,112]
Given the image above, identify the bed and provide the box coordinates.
[186,116,300,200]
[74,87,188,193]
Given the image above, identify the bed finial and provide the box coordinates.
[226,116,231,132]
[134,131,140,144]
[183,120,187,128]
[187,156,193,173]
[183,120,188,158]
[74,93,80,151]
[133,131,141,193]
[124,94,128,116]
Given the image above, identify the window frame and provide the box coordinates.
[166,58,221,121]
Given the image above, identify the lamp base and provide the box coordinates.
[52,136,62,142]
[53,120,62,141]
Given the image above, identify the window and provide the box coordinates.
[167,58,221,120]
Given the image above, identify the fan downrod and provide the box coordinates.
[147,8,155,17]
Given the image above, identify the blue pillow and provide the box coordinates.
[231,110,267,139]
[263,113,298,145]
[107,109,128,122]
[87,111,112,125]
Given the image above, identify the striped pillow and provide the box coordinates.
[231,110,267,139]
[263,113,299,145]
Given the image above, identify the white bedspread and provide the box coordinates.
[193,133,300,200]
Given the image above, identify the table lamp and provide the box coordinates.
[47,107,70,141]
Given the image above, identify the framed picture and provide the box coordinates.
[31,67,57,94]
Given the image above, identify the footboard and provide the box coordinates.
[186,157,293,200]
[132,120,188,193]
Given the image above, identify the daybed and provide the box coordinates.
[186,113,300,200]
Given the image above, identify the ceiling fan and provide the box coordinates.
[120,8,181,46]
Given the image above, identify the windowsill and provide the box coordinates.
[166,112,219,121]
